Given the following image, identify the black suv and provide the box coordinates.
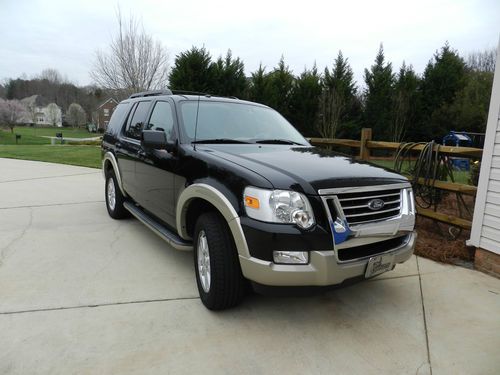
[102,90,416,310]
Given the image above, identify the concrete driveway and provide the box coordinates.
[1,158,499,375]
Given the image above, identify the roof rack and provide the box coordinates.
[171,90,211,97]
[128,89,173,99]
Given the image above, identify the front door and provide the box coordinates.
[135,100,178,228]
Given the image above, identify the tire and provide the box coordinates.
[105,170,129,219]
[194,212,246,310]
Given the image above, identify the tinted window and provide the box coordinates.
[147,101,175,141]
[106,102,129,135]
[180,101,307,145]
[125,101,151,139]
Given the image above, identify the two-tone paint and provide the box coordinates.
[102,94,416,286]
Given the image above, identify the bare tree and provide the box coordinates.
[390,63,419,142]
[90,10,169,92]
[316,51,357,140]
[26,101,38,125]
[46,103,60,126]
[39,68,63,84]
[317,90,343,139]
[467,48,496,73]
[66,103,86,128]
[392,90,409,142]
[0,99,26,133]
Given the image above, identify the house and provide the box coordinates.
[95,98,118,130]
[20,95,62,127]
[467,37,500,278]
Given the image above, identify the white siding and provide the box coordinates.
[477,119,500,255]
[469,37,500,255]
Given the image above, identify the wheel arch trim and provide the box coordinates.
[102,151,127,197]
[176,183,250,258]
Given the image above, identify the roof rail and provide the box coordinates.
[171,90,211,97]
[128,89,173,99]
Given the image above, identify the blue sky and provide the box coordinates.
[1,0,499,87]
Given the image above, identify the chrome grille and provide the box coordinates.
[334,188,402,225]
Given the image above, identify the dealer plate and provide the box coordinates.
[365,254,395,278]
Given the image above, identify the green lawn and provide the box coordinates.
[0,126,95,145]
[13,126,94,138]
[0,145,101,169]
[370,159,471,185]
[0,131,51,145]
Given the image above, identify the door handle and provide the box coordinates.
[115,141,122,148]
[138,150,147,158]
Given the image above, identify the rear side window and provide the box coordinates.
[125,101,151,140]
[146,101,175,141]
[106,102,130,135]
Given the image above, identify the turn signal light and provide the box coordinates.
[244,195,260,209]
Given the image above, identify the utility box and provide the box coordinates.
[443,131,472,171]
[443,131,472,147]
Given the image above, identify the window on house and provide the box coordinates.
[104,108,110,117]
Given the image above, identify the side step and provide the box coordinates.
[124,201,193,251]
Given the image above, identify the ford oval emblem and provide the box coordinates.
[367,198,385,211]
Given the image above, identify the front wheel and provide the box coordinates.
[194,212,246,310]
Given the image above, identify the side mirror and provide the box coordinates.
[141,130,173,151]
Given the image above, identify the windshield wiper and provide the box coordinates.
[192,138,252,144]
[255,139,306,145]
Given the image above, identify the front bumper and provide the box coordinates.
[239,231,416,286]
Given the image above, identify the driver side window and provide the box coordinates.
[147,101,175,141]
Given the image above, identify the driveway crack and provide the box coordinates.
[0,296,200,315]
[92,223,123,278]
[0,207,33,266]
[416,256,433,375]
[0,172,100,184]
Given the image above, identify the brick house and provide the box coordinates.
[95,98,118,130]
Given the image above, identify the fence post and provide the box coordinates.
[359,128,372,160]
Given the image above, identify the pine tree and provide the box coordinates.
[447,70,493,133]
[363,44,395,140]
[419,43,467,138]
[318,51,358,139]
[392,62,420,142]
[248,64,270,104]
[211,50,247,97]
[266,56,295,120]
[168,46,215,92]
[289,64,322,136]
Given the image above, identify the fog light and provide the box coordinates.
[273,251,309,264]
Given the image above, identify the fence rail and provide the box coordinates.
[308,128,483,230]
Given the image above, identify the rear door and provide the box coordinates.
[135,99,178,227]
[117,100,152,200]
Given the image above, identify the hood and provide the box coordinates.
[199,144,408,195]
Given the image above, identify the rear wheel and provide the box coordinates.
[194,212,246,310]
[105,170,129,219]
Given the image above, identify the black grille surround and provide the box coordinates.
[334,188,402,225]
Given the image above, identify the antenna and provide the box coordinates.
[193,94,201,150]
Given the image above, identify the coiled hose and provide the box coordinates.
[393,141,471,239]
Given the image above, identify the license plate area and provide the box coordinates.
[365,254,395,278]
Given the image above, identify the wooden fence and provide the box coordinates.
[308,128,484,230]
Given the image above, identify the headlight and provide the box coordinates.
[243,187,315,229]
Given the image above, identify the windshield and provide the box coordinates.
[180,101,308,145]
